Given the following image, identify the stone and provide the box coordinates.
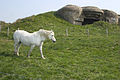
[56,5,119,25]
[118,15,120,25]
[102,9,118,24]
[82,6,104,25]
[56,5,83,25]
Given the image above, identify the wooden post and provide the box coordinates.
[106,28,108,37]
[66,28,68,36]
[86,29,90,37]
[0,25,1,32]
[7,27,9,36]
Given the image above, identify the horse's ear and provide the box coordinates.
[39,29,43,31]
[50,30,53,33]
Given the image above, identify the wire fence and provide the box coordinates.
[0,25,120,39]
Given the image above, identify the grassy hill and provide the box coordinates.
[0,11,120,80]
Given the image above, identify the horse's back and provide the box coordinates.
[13,30,32,44]
[15,30,30,35]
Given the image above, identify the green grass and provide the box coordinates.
[0,12,120,80]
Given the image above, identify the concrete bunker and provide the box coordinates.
[82,18,100,25]
[56,5,119,25]
[81,6,103,25]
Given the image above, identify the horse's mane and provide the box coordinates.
[39,29,51,33]
[36,29,52,37]
[39,29,48,32]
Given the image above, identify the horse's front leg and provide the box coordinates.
[27,45,35,58]
[14,42,18,55]
[40,42,45,59]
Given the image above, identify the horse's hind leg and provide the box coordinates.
[14,42,21,56]
[27,45,35,58]
[16,42,21,56]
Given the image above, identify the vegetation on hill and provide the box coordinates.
[0,11,120,80]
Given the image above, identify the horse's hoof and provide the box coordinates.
[27,56,30,58]
[17,54,19,56]
[42,57,46,59]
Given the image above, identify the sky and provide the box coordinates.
[0,0,120,23]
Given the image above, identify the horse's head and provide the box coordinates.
[48,30,56,43]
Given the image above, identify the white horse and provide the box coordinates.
[13,29,56,59]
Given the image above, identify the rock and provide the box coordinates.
[56,5,119,25]
[56,5,83,25]
[82,6,103,25]
[102,9,118,24]
[118,15,120,25]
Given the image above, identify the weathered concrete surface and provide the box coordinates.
[56,5,83,25]
[102,9,118,24]
[56,5,119,25]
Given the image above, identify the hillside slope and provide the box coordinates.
[0,12,120,80]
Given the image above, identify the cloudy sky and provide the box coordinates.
[0,0,120,23]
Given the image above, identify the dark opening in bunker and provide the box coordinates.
[82,18,100,25]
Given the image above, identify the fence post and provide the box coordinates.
[66,28,68,36]
[7,26,9,36]
[86,29,90,37]
[106,28,108,37]
[0,25,1,32]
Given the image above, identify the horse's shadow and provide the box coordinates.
[0,51,24,59]
[0,51,41,59]
[0,51,13,57]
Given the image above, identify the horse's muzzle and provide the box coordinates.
[52,40,56,43]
